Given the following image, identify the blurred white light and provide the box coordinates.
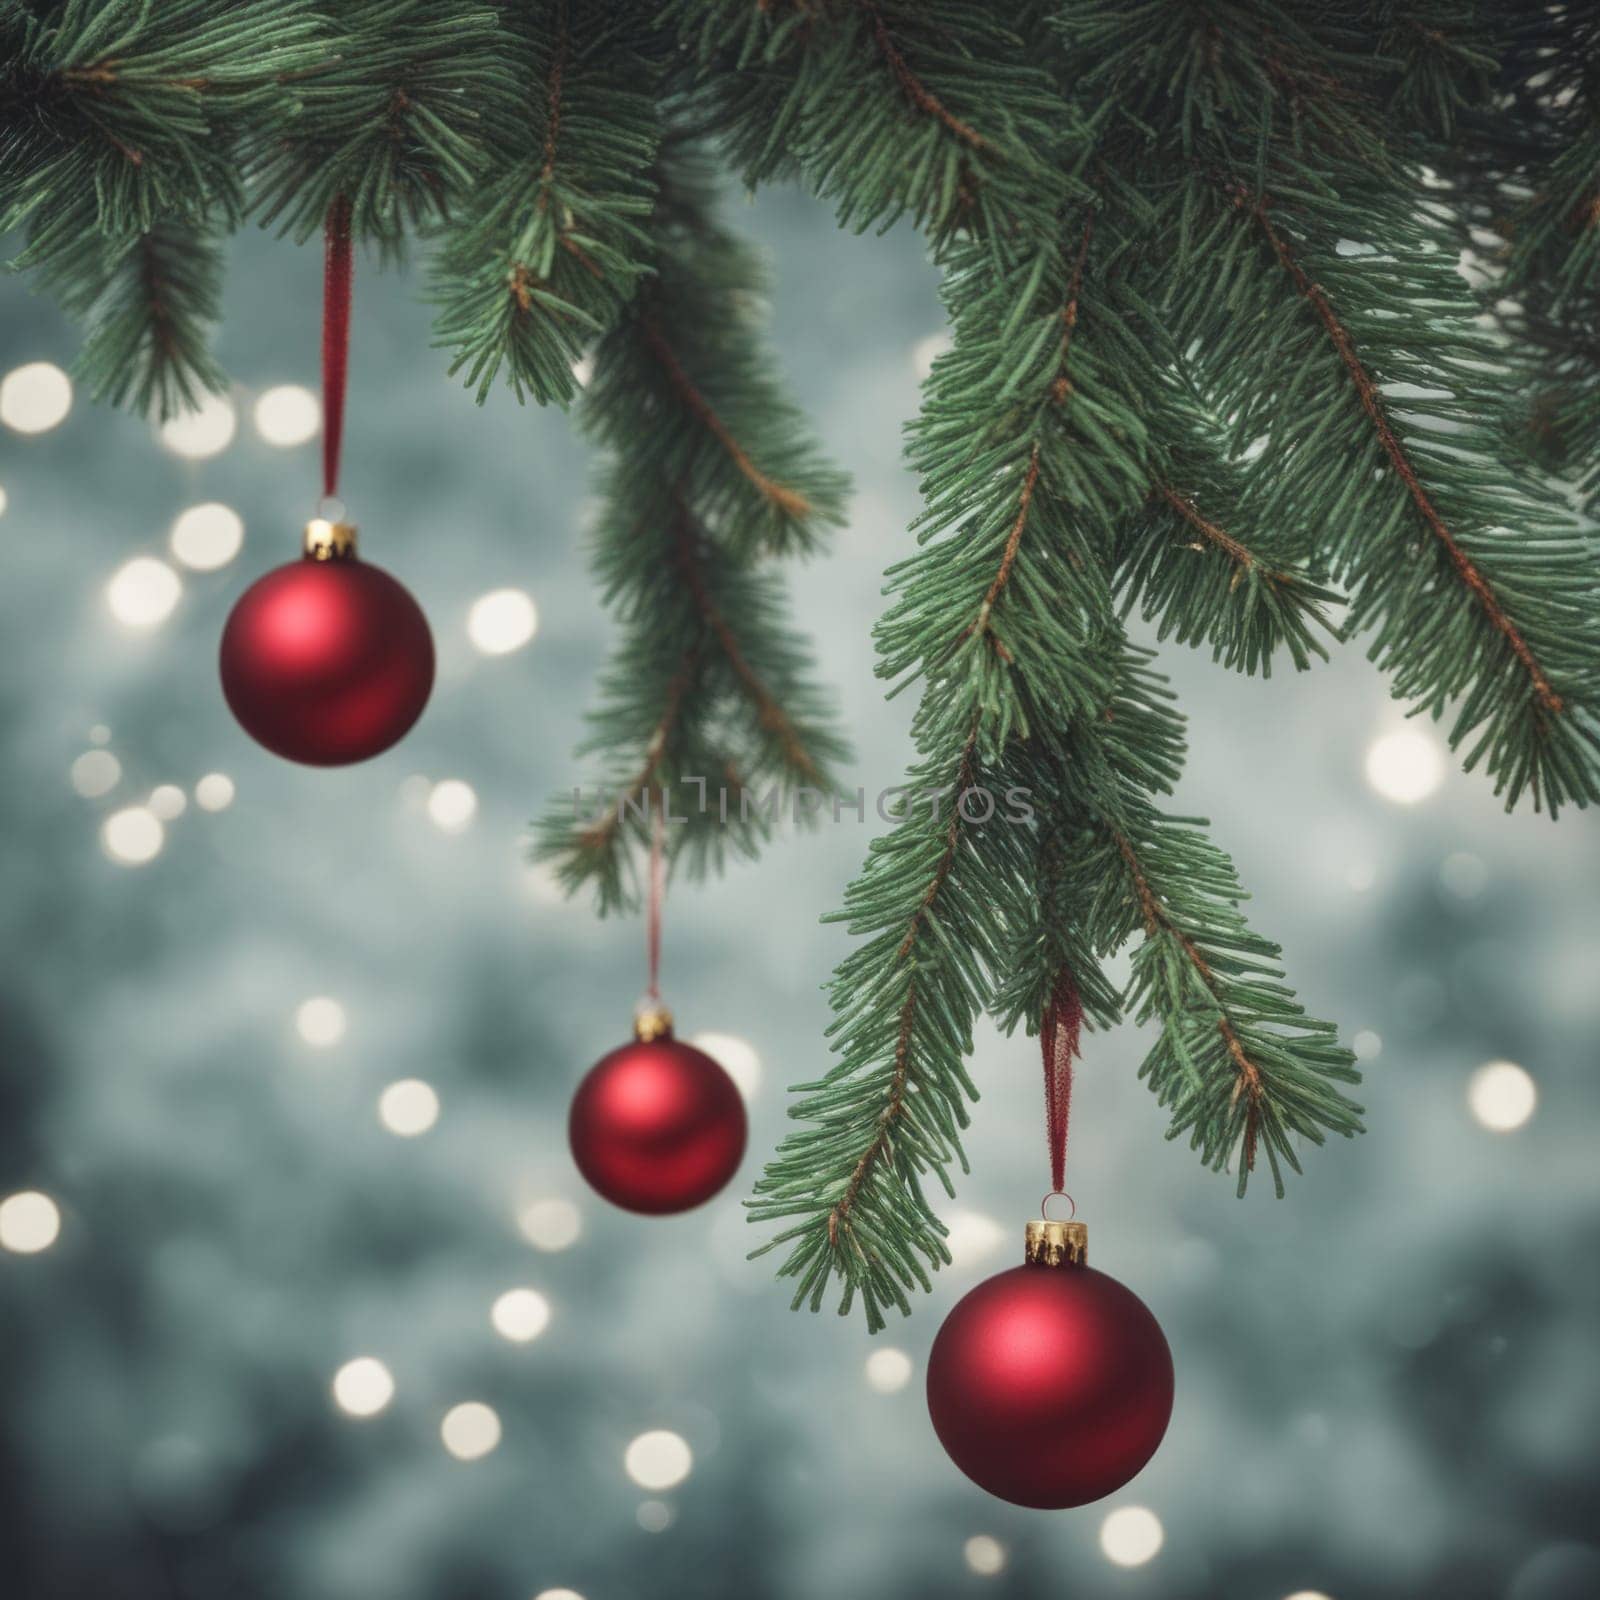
[1440,852,1488,900]
[964,1536,1007,1577]
[427,779,478,833]
[636,1500,673,1533]
[690,1032,761,1099]
[0,1190,62,1253]
[944,1209,1005,1268]
[0,483,8,516]
[331,1357,394,1418]
[71,749,121,798]
[170,503,244,570]
[194,773,236,812]
[1284,1592,1336,1600]
[159,393,236,459]
[1,361,73,433]
[378,1079,440,1137]
[1352,1029,1382,1061]
[1468,1060,1537,1132]
[1364,728,1445,805]
[253,385,320,447]
[107,557,182,628]
[864,1347,913,1394]
[534,1591,586,1600]
[518,1198,581,1252]
[571,355,595,389]
[491,1288,551,1343]
[912,332,951,381]
[1100,1506,1164,1567]
[148,784,187,821]
[624,1430,692,1491]
[295,996,346,1048]
[441,1402,502,1461]
[468,588,538,655]
[102,806,164,866]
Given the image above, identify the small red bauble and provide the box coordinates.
[569,1017,747,1214]
[220,523,433,766]
[926,1220,1173,1509]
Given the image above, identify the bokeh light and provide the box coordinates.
[690,1032,761,1099]
[331,1357,394,1418]
[1364,728,1445,805]
[864,1348,913,1394]
[944,1209,1005,1268]
[107,557,182,628]
[441,1402,502,1461]
[148,785,187,821]
[518,1198,581,1252]
[295,996,346,1049]
[427,779,478,833]
[534,1590,586,1600]
[0,483,8,516]
[0,1190,62,1254]
[1100,1506,1164,1567]
[194,773,236,812]
[1352,1029,1382,1061]
[491,1288,551,1343]
[963,1535,1007,1577]
[253,385,320,446]
[1467,1060,1537,1132]
[71,750,121,799]
[467,588,539,655]
[911,332,951,381]
[636,1501,673,1533]
[159,393,236,459]
[101,807,164,866]
[378,1078,440,1137]
[624,1430,692,1491]
[1,361,73,433]
[170,503,245,570]
[1284,1591,1336,1600]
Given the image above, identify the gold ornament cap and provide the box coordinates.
[1025,1218,1088,1268]
[304,518,358,561]
[633,1004,674,1043]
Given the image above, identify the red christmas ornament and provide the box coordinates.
[926,1217,1174,1509]
[219,194,433,766]
[569,1011,747,1214]
[220,521,434,765]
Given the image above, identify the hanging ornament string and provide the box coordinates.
[645,796,665,1004]
[321,194,354,503]
[1040,965,1083,1203]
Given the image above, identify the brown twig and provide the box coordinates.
[537,0,568,203]
[641,320,813,519]
[828,730,981,1248]
[1246,197,1564,716]
[1114,830,1264,1171]
[863,4,989,152]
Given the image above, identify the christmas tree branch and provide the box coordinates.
[535,138,847,911]
[430,1,662,404]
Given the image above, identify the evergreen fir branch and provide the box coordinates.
[249,1,525,248]
[535,140,848,912]
[749,728,1033,1333]
[53,217,229,418]
[429,1,662,405]
[668,0,1078,246]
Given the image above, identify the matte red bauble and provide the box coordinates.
[570,1013,747,1214]
[926,1218,1173,1509]
[220,521,433,766]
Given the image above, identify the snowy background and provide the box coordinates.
[2,186,1598,1600]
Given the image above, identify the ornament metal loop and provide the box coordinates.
[303,516,358,561]
[1040,1190,1077,1222]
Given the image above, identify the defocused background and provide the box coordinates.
[2,186,1598,1600]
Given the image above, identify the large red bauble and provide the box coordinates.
[569,1034,747,1214]
[926,1259,1173,1508]
[220,556,434,765]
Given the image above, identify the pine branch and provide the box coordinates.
[430,1,662,404]
[667,0,1078,247]
[535,139,848,912]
